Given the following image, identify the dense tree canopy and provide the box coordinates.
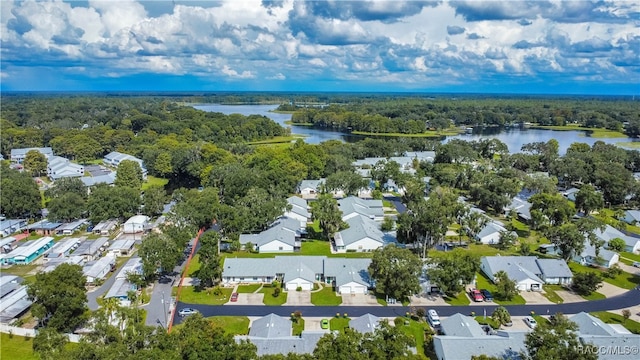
[368,245,422,300]
[0,165,41,218]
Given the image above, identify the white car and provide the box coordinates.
[524,316,537,329]
[632,262,640,268]
[427,309,441,327]
[178,308,198,317]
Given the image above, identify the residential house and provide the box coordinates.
[83,255,116,284]
[0,275,33,323]
[271,216,306,238]
[623,210,640,225]
[239,225,298,253]
[0,237,54,265]
[103,151,147,178]
[107,238,136,257]
[574,243,620,268]
[433,313,528,360]
[80,172,116,187]
[0,219,27,237]
[298,179,325,199]
[481,256,543,291]
[74,237,110,261]
[333,215,384,252]
[349,314,381,334]
[563,187,580,202]
[55,219,88,235]
[570,312,640,360]
[595,224,640,253]
[26,219,62,236]
[475,221,515,245]
[47,155,84,180]
[338,196,384,222]
[235,313,326,356]
[93,219,119,236]
[382,179,404,194]
[284,196,311,227]
[45,237,82,260]
[0,237,19,254]
[41,255,84,273]
[10,147,53,164]
[221,256,372,294]
[504,196,532,222]
[535,259,574,285]
[104,257,142,306]
[123,215,150,234]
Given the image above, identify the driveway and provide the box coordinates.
[617,262,640,275]
[409,294,449,306]
[226,293,264,306]
[599,282,628,298]
[284,291,311,306]
[556,290,585,303]
[305,317,331,332]
[520,291,554,305]
[341,294,380,306]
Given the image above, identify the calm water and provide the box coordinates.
[193,104,638,154]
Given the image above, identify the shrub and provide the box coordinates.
[572,272,603,296]
[296,286,302,292]
[346,249,357,253]
[273,287,281,297]
[416,308,426,319]
[604,264,623,279]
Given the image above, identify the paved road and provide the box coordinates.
[173,285,640,325]
[87,258,130,311]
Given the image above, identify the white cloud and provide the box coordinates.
[221,65,255,78]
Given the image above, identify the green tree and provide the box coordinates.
[23,149,48,176]
[544,223,585,261]
[622,309,631,323]
[170,187,219,230]
[87,184,141,222]
[497,231,517,250]
[494,270,518,301]
[427,248,480,296]
[142,186,166,217]
[312,194,345,240]
[608,237,626,252]
[362,320,419,360]
[154,151,173,177]
[47,192,86,222]
[491,306,512,328]
[368,245,422,301]
[46,177,86,200]
[32,327,69,360]
[27,263,88,332]
[380,216,395,231]
[115,159,143,189]
[572,272,602,296]
[197,231,222,288]
[523,313,597,360]
[138,232,180,278]
[313,328,366,360]
[574,184,604,214]
[72,135,102,164]
[529,193,575,227]
[324,171,367,196]
[0,165,42,218]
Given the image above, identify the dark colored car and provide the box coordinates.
[158,276,172,284]
[230,293,238,302]
[480,289,493,301]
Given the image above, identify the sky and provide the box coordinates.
[1,0,639,95]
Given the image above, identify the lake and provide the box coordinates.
[193,104,638,154]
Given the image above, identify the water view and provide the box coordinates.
[193,104,639,154]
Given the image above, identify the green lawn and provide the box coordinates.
[300,240,331,256]
[542,285,564,304]
[475,316,500,329]
[185,254,201,277]
[582,292,606,301]
[292,318,305,336]
[591,311,640,334]
[246,136,304,145]
[0,333,37,360]
[236,284,262,293]
[311,285,342,306]
[475,272,526,305]
[617,142,640,149]
[444,292,471,306]
[173,286,233,305]
[330,317,351,332]
[620,252,640,263]
[142,175,169,191]
[259,287,287,306]
[209,316,250,335]
[529,124,627,138]
[569,262,640,290]
[1,264,40,278]
[222,240,373,259]
[395,318,432,357]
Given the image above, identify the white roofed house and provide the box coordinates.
[535,258,574,285]
[594,224,640,254]
[83,255,116,284]
[0,219,27,238]
[504,196,532,223]
[103,151,147,178]
[107,237,136,257]
[338,196,384,222]
[333,215,385,253]
[47,155,85,180]
[123,215,150,234]
[284,196,311,227]
[480,256,544,291]
[573,243,620,268]
[475,221,515,245]
[239,225,298,253]
[55,219,88,235]
[92,219,119,236]
[44,237,82,261]
[10,147,53,164]
[104,257,142,306]
[623,210,640,225]
[74,237,110,261]
[298,179,325,199]
[349,314,381,333]
[325,258,372,295]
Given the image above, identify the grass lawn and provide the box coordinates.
[300,240,331,256]
[529,124,627,138]
[569,262,640,290]
[185,254,201,277]
[236,284,262,293]
[259,287,287,305]
[292,318,305,336]
[475,316,500,329]
[496,295,527,305]
[330,317,351,332]
[247,136,304,145]
[395,318,432,357]
[474,272,526,305]
[173,286,233,305]
[0,333,37,360]
[620,251,640,263]
[582,292,606,301]
[209,316,250,335]
[142,175,169,191]
[311,285,342,306]
[444,292,471,306]
[591,311,640,334]
[617,142,640,149]
[542,285,564,304]
[1,264,40,278]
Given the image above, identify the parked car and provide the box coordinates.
[469,289,484,302]
[321,319,329,329]
[158,276,172,284]
[524,316,537,329]
[632,261,640,268]
[230,293,238,302]
[480,289,493,302]
[178,308,198,317]
[427,309,441,327]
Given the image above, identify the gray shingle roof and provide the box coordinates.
[476,221,509,240]
[239,225,297,248]
[249,314,292,338]
[505,197,532,220]
[349,313,380,333]
[237,331,326,356]
[595,224,639,248]
[536,259,573,279]
[570,312,618,336]
[287,196,310,218]
[482,256,543,283]
[338,196,384,219]
[440,313,486,337]
[434,331,526,360]
[299,179,325,191]
[334,215,384,247]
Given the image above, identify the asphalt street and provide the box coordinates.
[173,285,640,325]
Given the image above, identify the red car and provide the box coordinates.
[469,289,484,302]
[230,293,238,302]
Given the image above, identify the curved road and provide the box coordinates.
[173,285,640,325]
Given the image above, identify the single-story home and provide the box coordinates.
[80,172,116,187]
[47,155,84,180]
[41,255,84,273]
[221,256,372,294]
[573,243,620,268]
[235,313,326,356]
[0,219,27,238]
[504,196,532,222]
[55,219,88,235]
[45,237,82,260]
[334,215,384,252]
[349,314,381,334]
[298,179,325,198]
[563,187,580,202]
[284,196,311,227]
[480,256,574,291]
[104,257,143,306]
[338,196,384,222]
[0,237,54,265]
[107,238,136,257]
[93,219,119,236]
[123,215,150,234]
[571,312,640,360]
[0,237,19,254]
[26,219,62,236]
[623,210,640,225]
[475,221,515,245]
[595,224,640,254]
[535,258,574,285]
[239,225,298,253]
[83,255,116,284]
[74,237,110,261]
[10,147,53,164]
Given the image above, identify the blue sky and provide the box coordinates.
[1,0,639,94]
